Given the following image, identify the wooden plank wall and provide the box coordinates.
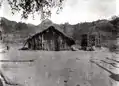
[26,31,72,51]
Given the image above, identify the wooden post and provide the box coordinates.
[87,34,89,49]
[99,33,101,47]
[35,37,37,50]
[33,38,35,50]
[36,37,39,49]
[32,39,33,50]
[94,35,96,47]
[42,34,43,50]
[31,39,33,49]
[39,36,41,50]
[34,37,36,50]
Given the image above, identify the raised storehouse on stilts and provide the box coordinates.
[22,26,75,51]
[79,26,102,50]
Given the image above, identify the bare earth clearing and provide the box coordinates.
[0,46,119,86]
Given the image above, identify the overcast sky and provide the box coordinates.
[0,0,118,25]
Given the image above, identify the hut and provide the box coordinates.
[22,26,75,51]
[79,26,102,50]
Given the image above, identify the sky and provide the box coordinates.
[0,0,118,25]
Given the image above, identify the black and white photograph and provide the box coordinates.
[0,0,119,86]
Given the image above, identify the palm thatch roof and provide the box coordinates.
[25,26,75,43]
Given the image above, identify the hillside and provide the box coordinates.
[0,17,38,43]
[0,17,118,49]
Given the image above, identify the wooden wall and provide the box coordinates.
[26,29,72,51]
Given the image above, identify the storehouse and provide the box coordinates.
[22,26,75,51]
[79,26,102,50]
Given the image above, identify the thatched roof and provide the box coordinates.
[26,26,75,43]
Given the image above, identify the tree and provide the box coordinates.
[0,0,65,20]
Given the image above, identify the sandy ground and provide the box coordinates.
[0,46,119,86]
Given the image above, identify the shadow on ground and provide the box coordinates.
[90,60,119,81]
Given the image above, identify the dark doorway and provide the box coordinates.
[54,34,60,51]
[81,34,88,50]
[55,39,60,51]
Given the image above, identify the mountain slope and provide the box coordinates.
[0,17,118,49]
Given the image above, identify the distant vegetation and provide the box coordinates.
[0,16,119,50]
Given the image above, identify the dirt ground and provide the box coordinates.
[0,46,119,86]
